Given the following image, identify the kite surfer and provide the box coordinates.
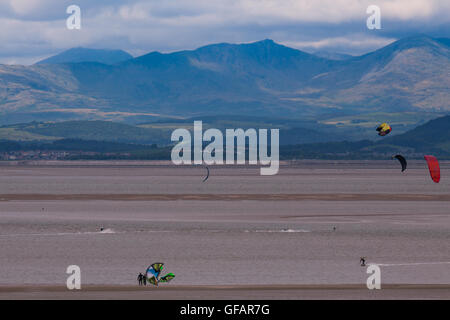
[392,155,407,172]
[360,257,366,267]
[145,263,176,286]
[202,165,210,182]
[137,273,144,286]
[376,123,391,136]
[424,155,440,183]
[142,274,147,286]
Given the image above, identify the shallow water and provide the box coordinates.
[0,160,448,195]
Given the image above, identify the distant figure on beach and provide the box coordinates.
[137,273,144,286]
[360,257,366,267]
[332,226,336,231]
[142,274,147,286]
[100,227,104,232]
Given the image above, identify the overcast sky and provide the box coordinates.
[1,0,449,64]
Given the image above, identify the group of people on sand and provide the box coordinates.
[137,260,367,286]
[137,273,147,286]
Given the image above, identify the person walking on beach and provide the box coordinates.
[142,274,147,286]
[137,273,143,286]
[360,257,366,267]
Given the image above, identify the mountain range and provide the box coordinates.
[0,35,448,140]
[36,47,133,65]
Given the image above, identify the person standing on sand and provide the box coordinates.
[137,273,143,286]
[142,274,147,286]
[360,257,366,267]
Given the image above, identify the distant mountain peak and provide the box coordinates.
[355,34,449,66]
[256,38,275,44]
[193,39,281,51]
[36,47,133,65]
[385,34,447,52]
[132,38,315,67]
[242,39,288,48]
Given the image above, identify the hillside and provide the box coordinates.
[381,115,450,154]
[1,121,167,145]
[1,115,449,160]
[0,35,448,133]
[36,47,133,65]
[285,114,450,159]
[0,115,450,159]
[0,118,341,146]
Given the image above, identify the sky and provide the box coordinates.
[0,0,449,64]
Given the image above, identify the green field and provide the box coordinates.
[0,127,59,141]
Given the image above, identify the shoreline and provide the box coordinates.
[1,193,450,201]
[0,159,448,168]
[3,283,450,290]
[1,284,449,300]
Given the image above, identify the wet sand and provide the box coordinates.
[2,193,450,201]
[0,161,449,299]
[1,284,449,300]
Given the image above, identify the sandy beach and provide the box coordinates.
[0,161,449,299]
[1,284,449,300]
[2,193,450,201]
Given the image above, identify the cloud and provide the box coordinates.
[0,0,448,64]
[283,34,398,54]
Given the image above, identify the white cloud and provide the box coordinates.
[284,35,397,53]
[8,0,44,15]
[0,0,448,64]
